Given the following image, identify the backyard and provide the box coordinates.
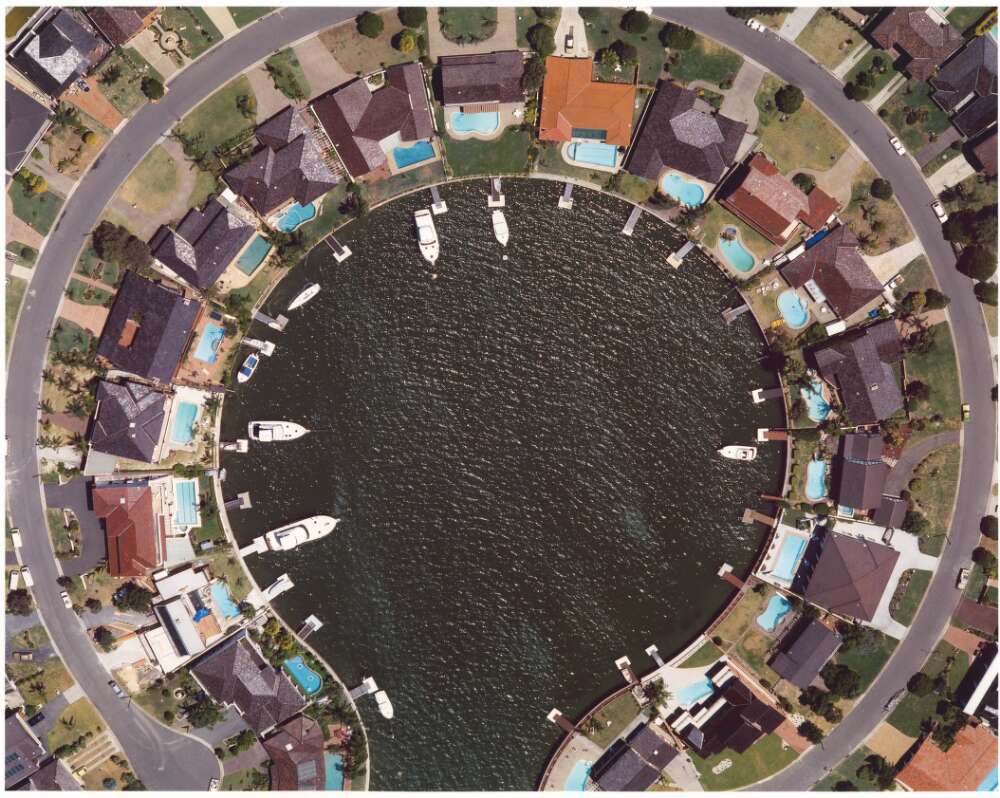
[698,202,776,263]
[793,10,862,72]
[442,128,531,176]
[668,33,742,87]
[96,48,164,117]
[887,640,968,737]
[678,639,723,668]
[8,178,64,236]
[582,8,669,85]
[906,445,961,556]
[585,690,641,749]
[881,80,952,154]
[690,733,797,790]
[173,75,257,159]
[889,569,932,626]
[264,48,310,101]
[159,7,223,59]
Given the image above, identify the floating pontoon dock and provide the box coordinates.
[558,183,574,209]
[667,240,694,268]
[430,186,447,215]
[239,537,268,557]
[224,492,252,511]
[349,676,378,701]
[221,439,249,453]
[756,428,788,442]
[262,573,294,600]
[252,310,288,331]
[622,206,643,236]
[488,177,505,208]
[722,303,751,324]
[297,614,324,639]
[324,236,352,263]
[645,644,665,667]
[751,387,783,404]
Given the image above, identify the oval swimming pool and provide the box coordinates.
[660,173,705,207]
[756,593,792,632]
[719,235,755,272]
[777,289,810,329]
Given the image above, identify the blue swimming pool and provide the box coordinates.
[806,459,827,501]
[171,401,199,445]
[773,535,807,582]
[565,760,592,791]
[210,580,241,620]
[173,478,199,527]
[393,139,435,169]
[567,141,619,168]
[452,110,500,134]
[236,235,272,276]
[801,379,830,422]
[978,765,998,791]
[677,677,715,707]
[284,655,322,695]
[324,751,345,790]
[277,202,316,233]
[778,289,810,329]
[756,594,792,632]
[719,234,755,272]
[193,323,225,363]
[660,173,705,206]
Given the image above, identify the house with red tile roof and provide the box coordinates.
[539,57,636,147]
[896,722,998,791]
[91,478,166,577]
[262,714,327,790]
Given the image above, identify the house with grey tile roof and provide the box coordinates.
[874,494,908,529]
[5,712,44,789]
[769,618,841,689]
[8,9,109,98]
[438,51,525,106]
[96,271,202,383]
[149,199,256,291]
[88,380,167,464]
[626,81,747,187]
[5,81,51,176]
[802,531,899,621]
[85,7,159,47]
[931,35,998,141]
[833,433,888,511]
[310,62,433,180]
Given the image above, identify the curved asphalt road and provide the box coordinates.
[652,9,996,790]
[6,7,364,789]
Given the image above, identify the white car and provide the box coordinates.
[931,201,949,223]
[746,18,764,31]
[60,591,72,609]
[889,136,907,156]
[10,528,22,548]
[108,680,125,699]
[20,567,33,587]
[208,779,220,791]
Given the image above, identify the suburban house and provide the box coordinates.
[310,63,434,181]
[780,226,884,320]
[191,633,306,733]
[538,56,636,147]
[96,271,203,384]
[957,644,998,730]
[873,494,908,529]
[262,714,327,791]
[626,80,748,195]
[871,7,964,81]
[438,51,525,138]
[768,617,842,689]
[832,433,888,512]
[149,198,257,291]
[223,106,339,221]
[5,80,51,176]
[718,153,839,245]
[4,710,78,790]
[971,130,998,175]
[85,6,160,47]
[800,531,899,622]
[811,319,904,426]
[931,34,998,140]
[87,379,168,465]
[7,8,110,98]
[591,724,677,791]
[895,722,998,791]
[955,596,999,637]
[91,478,166,577]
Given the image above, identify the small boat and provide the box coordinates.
[237,353,259,383]
[288,283,320,311]
[414,209,439,264]
[247,421,309,442]
[264,515,338,552]
[492,210,509,246]
[375,690,394,719]
[243,338,275,356]
[718,445,757,461]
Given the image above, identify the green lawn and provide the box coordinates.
[8,179,63,235]
[907,445,961,556]
[302,184,349,243]
[844,49,901,98]
[585,691,641,748]
[48,698,103,753]
[947,6,992,34]
[515,8,559,47]
[812,745,880,792]
[204,547,252,602]
[191,474,224,545]
[582,8,668,85]
[835,628,898,693]
[188,167,220,211]
[890,569,932,626]
[50,319,93,356]
[679,640,724,668]
[46,507,75,557]
[264,48,310,101]
[96,48,163,117]
[882,79,952,154]
[794,10,863,71]
[365,161,446,207]
[6,276,27,353]
[690,733,798,790]
[754,75,849,172]
[228,7,273,27]
[6,659,74,706]
[841,162,914,255]
[159,8,223,59]
[66,279,112,306]
[535,141,616,183]
[118,145,180,216]
[941,172,998,214]
[75,246,119,286]
[921,144,963,177]
[5,7,36,38]
[9,624,49,652]
[443,128,531,176]
[221,766,269,790]
[438,7,497,43]
[174,75,256,158]
[699,202,776,262]
[6,241,37,268]
[669,33,743,87]
[132,669,199,727]
[964,558,990,602]
[893,256,936,297]
[905,322,962,421]
[888,641,968,737]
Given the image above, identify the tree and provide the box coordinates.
[792,173,815,193]
[856,754,895,790]
[907,671,934,696]
[397,7,425,26]
[357,11,384,38]
[775,84,804,114]
[621,9,650,33]
[974,546,998,578]
[85,597,103,613]
[103,778,118,790]
[91,221,152,270]
[906,380,932,402]
[798,720,824,743]
[141,77,164,101]
[534,7,559,21]
[981,515,998,540]
[522,56,546,93]
[611,40,638,64]
[956,246,996,281]
[338,183,368,219]
[900,290,927,315]
[101,64,122,85]
[844,82,869,101]
[93,626,115,652]
[113,582,155,614]
[975,281,998,306]
[833,781,858,791]
[923,288,951,310]
[395,28,417,52]
[870,178,893,200]
[527,22,555,57]
[81,130,98,146]
[820,663,862,698]
[6,589,33,616]
[187,696,227,728]
[659,22,696,49]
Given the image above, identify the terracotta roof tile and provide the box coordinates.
[92,480,163,577]
[539,57,636,146]
[897,722,998,791]
[872,8,964,80]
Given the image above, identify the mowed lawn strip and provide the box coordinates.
[888,641,969,737]
[118,145,179,216]
[174,75,257,157]
[679,639,724,667]
[228,7,274,27]
[889,569,932,626]
[443,128,531,176]
[8,180,64,235]
[669,34,742,86]
[905,322,962,421]
[6,276,28,353]
[691,733,798,790]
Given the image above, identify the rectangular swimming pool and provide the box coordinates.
[676,677,715,707]
[236,235,272,275]
[324,751,345,790]
[173,478,199,527]
[171,401,199,445]
[568,141,618,167]
[393,139,435,169]
[193,323,225,363]
[773,535,807,582]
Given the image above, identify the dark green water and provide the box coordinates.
[220,180,784,790]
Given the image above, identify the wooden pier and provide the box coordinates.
[547,708,578,736]
[430,185,447,215]
[558,183,574,209]
[622,206,643,236]
[722,304,751,324]
[488,177,505,208]
[741,508,776,527]
[667,241,694,268]
[252,309,288,331]
[756,428,788,442]
[717,563,745,590]
[751,387,784,404]
[324,235,352,263]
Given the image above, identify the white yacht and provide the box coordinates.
[414,209,439,263]
[718,445,757,462]
[492,210,509,246]
[237,353,259,383]
[247,421,309,442]
[243,338,275,356]
[288,283,320,311]
[375,690,394,719]
[264,515,338,552]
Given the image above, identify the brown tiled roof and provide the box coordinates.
[539,56,636,146]
[86,7,157,46]
[833,432,888,510]
[953,94,998,139]
[769,618,842,689]
[972,131,998,176]
[931,36,997,114]
[896,722,998,791]
[88,379,166,463]
[262,715,326,791]
[718,153,838,243]
[956,597,1000,635]
[781,226,883,318]
[626,80,747,183]
[91,479,163,577]
[872,8,964,80]
[310,63,432,179]
[802,531,899,621]
[439,51,524,105]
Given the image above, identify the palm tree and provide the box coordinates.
[42,368,56,384]
[39,399,54,414]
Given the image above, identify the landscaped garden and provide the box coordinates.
[887,640,968,737]
[754,75,848,173]
[840,163,914,255]
[264,48,311,101]
[439,7,497,43]
[516,7,560,47]
[159,7,223,59]
[904,445,961,556]
[8,172,64,236]
[843,49,901,101]
[889,569,932,626]
[880,80,952,154]
[66,279,112,306]
[173,75,257,159]
[582,8,670,85]
[96,48,164,117]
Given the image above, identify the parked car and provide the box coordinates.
[60,590,72,609]
[12,650,34,662]
[10,528,22,548]
[889,136,907,156]
[564,27,574,50]
[27,712,44,727]
[962,402,971,421]
[208,779,220,791]
[932,201,949,223]
[746,18,765,31]
[957,567,971,590]
[20,567,33,587]
[108,680,125,699]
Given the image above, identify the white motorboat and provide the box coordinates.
[718,445,757,461]
[375,690,394,719]
[414,209,439,264]
[237,353,259,383]
[243,338,275,356]
[247,421,309,442]
[288,282,320,311]
[264,515,338,552]
[492,210,509,246]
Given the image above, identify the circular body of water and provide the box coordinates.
[220,180,785,789]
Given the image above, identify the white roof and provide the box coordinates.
[154,597,205,657]
[154,566,209,600]
[139,625,189,673]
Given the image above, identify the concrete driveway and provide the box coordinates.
[720,61,765,131]
[555,8,589,58]
[43,477,107,577]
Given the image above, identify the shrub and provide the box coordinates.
[527,22,555,57]
[798,720,824,743]
[93,626,115,652]
[844,82,869,101]
[522,56,546,93]
[141,77,164,101]
[113,581,155,614]
[870,178,893,200]
[85,597,103,613]
[907,671,934,696]
[395,28,417,52]
[659,22,696,49]
[397,7,425,27]
[92,220,152,270]
[974,546,998,577]
[821,662,862,698]
[956,246,996,281]
[792,173,815,193]
[621,9,650,33]
[102,778,118,790]
[357,11,384,38]
[981,515,998,540]
[975,281,998,306]
[923,288,951,310]
[611,40,638,64]
[6,589,33,616]
[775,84,804,114]
[81,130,98,146]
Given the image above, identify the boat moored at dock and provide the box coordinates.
[718,445,757,461]
[237,353,260,383]
[375,690,394,719]
[248,421,309,442]
[264,515,339,552]
[288,283,320,311]
[492,210,509,246]
[414,209,439,263]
